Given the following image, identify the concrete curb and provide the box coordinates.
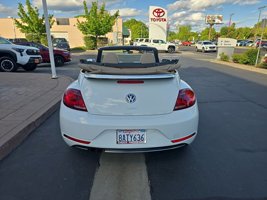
[210,60,267,75]
[0,75,73,160]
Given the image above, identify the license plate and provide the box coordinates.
[34,59,40,64]
[116,129,146,144]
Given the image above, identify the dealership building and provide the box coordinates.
[0,17,131,48]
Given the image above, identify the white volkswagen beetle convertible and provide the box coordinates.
[60,46,199,152]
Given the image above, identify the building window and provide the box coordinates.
[56,18,70,25]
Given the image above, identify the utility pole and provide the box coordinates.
[208,24,214,40]
[255,6,267,66]
[228,13,234,27]
[254,6,267,42]
[255,18,267,66]
[42,0,57,79]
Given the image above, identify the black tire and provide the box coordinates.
[202,48,205,53]
[22,64,37,71]
[168,47,175,53]
[0,56,18,72]
[55,56,64,66]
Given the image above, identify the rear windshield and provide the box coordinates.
[0,37,12,44]
[203,42,213,45]
[101,50,155,64]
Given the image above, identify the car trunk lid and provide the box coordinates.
[80,73,179,116]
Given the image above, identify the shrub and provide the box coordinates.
[84,36,96,50]
[232,54,249,64]
[220,52,229,62]
[244,49,258,65]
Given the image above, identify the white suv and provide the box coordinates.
[0,37,42,72]
[134,38,177,53]
[196,41,217,52]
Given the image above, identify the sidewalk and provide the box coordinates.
[211,60,267,75]
[0,73,73,160]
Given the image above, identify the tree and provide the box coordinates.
[167,31,178,41]
[14,0,54,45]
[227,23,237,38]
[124,19,148,40]
[220,26,229,37]
[200,27,216,40]
[177,25,191,41]
[77,1,119,48]
[236,27,253,39]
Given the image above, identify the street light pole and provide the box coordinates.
[255,17,266,66]
[229,13,234,27]
[255,6,267,66]
[42,0,57,79]
[254,6,267,42]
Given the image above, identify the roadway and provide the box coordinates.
[0,51,267,200]
[179,45,267,58]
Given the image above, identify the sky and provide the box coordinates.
[0,0,267,31]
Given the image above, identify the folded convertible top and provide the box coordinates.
[79,63,181,75]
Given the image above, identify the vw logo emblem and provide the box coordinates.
[126,93,136,104]
[153,8,165,17]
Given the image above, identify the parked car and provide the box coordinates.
[0,37,41,72]
[195,41,217,52]
[262,43,267,51]
[245,40,254,46]
[52,38,70,51]
[236,40,244,46]
[181,41,192,46]
[134,38,177,53]
[16,42,71,66]
[255,39,267,48]
[60,46,199,152]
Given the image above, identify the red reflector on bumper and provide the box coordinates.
[171,132,196,143]
[63,134,91,144]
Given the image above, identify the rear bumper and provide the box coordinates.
[60,102,199,151]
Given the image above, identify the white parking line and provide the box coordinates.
[89,153,151,200]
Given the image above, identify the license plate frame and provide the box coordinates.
[116,129,146,144]
[34,59,40,64]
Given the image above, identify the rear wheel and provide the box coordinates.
[168,47,175,53]
[22,64,37,71]
[55,56,64,66]
[0,56,17,72]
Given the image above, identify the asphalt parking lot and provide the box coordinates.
[0,51,267,200]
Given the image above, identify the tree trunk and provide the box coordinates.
[95,35,98,49]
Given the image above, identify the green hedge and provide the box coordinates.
[231,49,258,65]
[219,52,229,62]
[84,36,96,50]
[244,49,258,65]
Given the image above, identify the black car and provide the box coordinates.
[52,38,70,51]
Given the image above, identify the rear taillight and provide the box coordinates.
[63,88,87,111]
[174,88,196,110]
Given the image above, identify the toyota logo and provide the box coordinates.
[126,93,136,104]
[153,8,165,18]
